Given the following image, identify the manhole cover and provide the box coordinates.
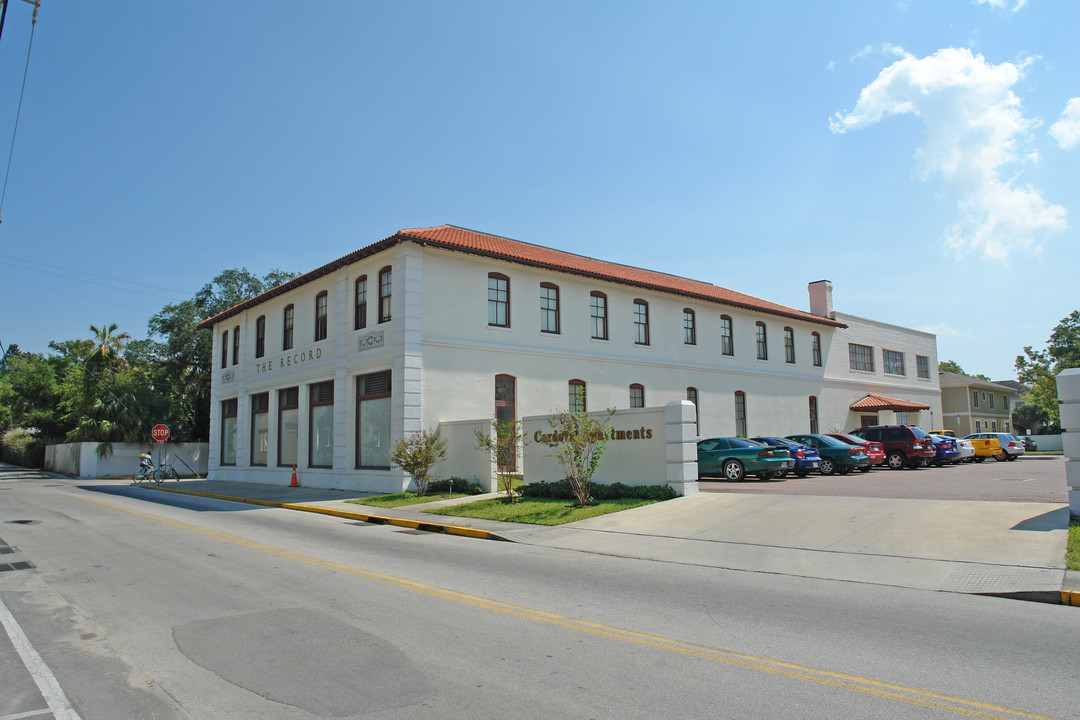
[4,519,39,525]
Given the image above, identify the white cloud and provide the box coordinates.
[1049,98,1080,150]
[830,46,1066,261]
[917,322,961,337]
[974,0,1027,11]
[850,45,873,62]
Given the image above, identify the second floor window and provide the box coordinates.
[488,273,509,327]
[232,325,240,365]
[569,379,586,413]
[540,283,559,334]
[917,355,930,379]
[989,394,995,409]
[355,276,367,331]
[590,291,608,340]
[633,300,649,345]
[973,390,980,408]
[283,304,294,350]
[683,309,696,345]
[255,315,266,358]
[315,292,328,341]
[883,349,905,376]
[755,322,768,360]
[721,315,734,356]
[811,332,822,367]
[378,266,392,323]
[630,383,645,408]
[849,343,874,372]
[221,330,229,369]
[784,327,795,364]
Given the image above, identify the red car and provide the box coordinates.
[827,433,885,469]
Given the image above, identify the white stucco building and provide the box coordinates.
[198,225,942,493]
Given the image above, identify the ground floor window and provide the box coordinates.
[896,411,908,424]
[734,391,747,437]
[250,393,269,466]
[220,398,238,465]
[357,370,392,469]
[809,396,818,434]
[630,383,645,408]
[569,379,586,413]
[309,380,334,468]
[278,387,299,467]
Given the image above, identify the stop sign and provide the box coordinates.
[151,424,170,444]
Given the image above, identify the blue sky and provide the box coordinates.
[0,0,1076,380]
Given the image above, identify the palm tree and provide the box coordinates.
[87,323,132,369]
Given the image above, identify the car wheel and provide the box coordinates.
[993,449,1007,462]
[837,466,851,475]
[723,459,745,482]
[795,470,809,478]
[775,469,788,479]
[886,452,906,470]
[819,458,835,475]
[1005,453,1018,461]
[859,466,871,473]
[757,471,775,480]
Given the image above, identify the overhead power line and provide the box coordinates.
[0,0,42,224]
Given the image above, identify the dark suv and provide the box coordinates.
[849,425,936,470]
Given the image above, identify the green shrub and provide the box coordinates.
[520,479,676,502]
[426,477,485,495]
[0,428,46,468]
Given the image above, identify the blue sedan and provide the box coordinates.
[751,436,821,478]
[928,434,962,466]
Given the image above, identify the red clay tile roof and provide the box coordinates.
[850,393,931,411]
[199,225,846,328]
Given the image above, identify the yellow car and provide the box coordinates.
[962,434,1000,463]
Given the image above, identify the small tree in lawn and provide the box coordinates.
[544,409,614,507]
[473,418,527,503]
[389,428,448,497]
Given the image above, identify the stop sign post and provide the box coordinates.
[152,424,170,475]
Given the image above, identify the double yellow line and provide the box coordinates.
[75,494,1061,720]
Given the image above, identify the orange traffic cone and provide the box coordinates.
[290,465,299,487]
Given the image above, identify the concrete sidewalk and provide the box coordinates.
[138,480,1076,603]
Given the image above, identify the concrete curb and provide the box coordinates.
[141,485,499,541]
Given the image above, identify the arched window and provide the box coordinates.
[734,391,747,437]
[354,275,368,331]
[540,282,560,334]
[755,322,768,360]
[720,315,734,356]
[282,304,294,350]
[314,291,328,341]
[255,315,266,358]
[221,329,229,369]
[683,309,696,345]
[630,383,645,408]
[488,273,510,327]
[378,266,392,323]
[633,300,649,345]
[569,379,586,413]
[590,291,608,340]
[232,325,240,365]
[784,327,795,364]
[811,332,822,367]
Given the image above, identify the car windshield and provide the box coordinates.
[728,438,766,448]
[833,434,864,445]
[909,426,930,439]
[813,435,847,448]
[752,437,796,448]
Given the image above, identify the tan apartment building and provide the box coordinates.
[938,371,1018,436]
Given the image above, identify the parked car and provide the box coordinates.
[825,433,885,469]
[928,434,962,466]
[963,434,1000,462]
[751,436,821,477]
[848,425,936,470]
[953,436,976,463]
[1022,436,1037,451]
[697,437,795,481]
[965,432,1024,461]
[785,434,871,475]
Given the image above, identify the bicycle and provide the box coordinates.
[132,453,180,484]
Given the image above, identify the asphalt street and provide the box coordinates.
[1,466,1078,719]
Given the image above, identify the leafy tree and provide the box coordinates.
[938,360,965,374]
[1014,310,1080,434]
[87,323,132,370]
[474,418,527,503]
[389,428,448,496]
[541,409,614,508]
[0,347,77,438]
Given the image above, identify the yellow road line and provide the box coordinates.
[74,494,1062,720]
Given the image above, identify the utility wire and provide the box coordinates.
[1,1,39,223]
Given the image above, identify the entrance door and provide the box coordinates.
[495,374,516,472]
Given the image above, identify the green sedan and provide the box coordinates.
[697,437,795,482]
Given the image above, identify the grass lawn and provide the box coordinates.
[346,492,471,508]
[1068,521,1080,572]
[424,497,656,525]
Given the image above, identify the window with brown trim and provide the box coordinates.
[283,304,294,351]
[250,392,269,466]
[633,300,649,345]
[232,325,240,365]
[220,398,238,465]
[811,332,822,367]
[255,315,266,358]
[683,309,696,345]
[721,315,734,356]
[734,391,747,437]
[590,291,608,340]
[309,380,334,468]
[809,396,818,434]
[569,379,586,413]
[687,387,699,434]
[356,370,391,469]
[630,383,645,408]
[488,273,510,327]
[354,276,368,331]
[277,387,299,467]
[755,322,768,360]
[315,291,328,342]
[540,282,559,334]
[221,330,229,369]
[378,266,392,323]
[784,327,795,364]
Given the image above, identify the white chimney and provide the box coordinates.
[808,280,834,319]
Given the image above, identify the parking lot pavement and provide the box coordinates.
[699,455,1069,503]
